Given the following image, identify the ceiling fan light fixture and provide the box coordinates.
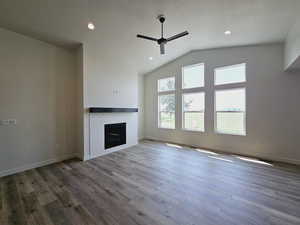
[224,30,231,35]
[137,15,189,55]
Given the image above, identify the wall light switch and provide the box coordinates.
[0,120,10,126]
[113,89,120,95]
[0,119,17,126]
[8,119,17,125]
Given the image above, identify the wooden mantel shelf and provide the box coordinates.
[89,107,138,113]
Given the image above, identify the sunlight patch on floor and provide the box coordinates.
[235,156,273,166]
[195,149,219,155]
[208,156,233,163]
[166,143,183,148]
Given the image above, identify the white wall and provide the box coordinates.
[285,19,300,70]
[0,28,77,176]
[81,39,139,160]
[144,44,300,164]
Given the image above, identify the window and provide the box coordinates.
[158,94,175,129]
[158,77,175,92]
[183,92,205,131]
[215,88,246,135]
[182,63,204,89]
[214,63,246,135]
[215,63,246,85]
[181,63,205,131]
[158,77,176,129]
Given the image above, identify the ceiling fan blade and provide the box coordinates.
[160,43,165,55]
[166,31,189,42]
[137,34,158,42]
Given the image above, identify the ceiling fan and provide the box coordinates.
[137,15,189,55]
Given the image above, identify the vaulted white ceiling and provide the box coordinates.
[0,0,299,74]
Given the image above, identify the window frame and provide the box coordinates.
[158,76,176,93]
[214,63,247,136]
[182,63,205,90]
[214,87,246,136]
[181,62,206,132]
[214,63,246,86]
[182,92,205,132]
[157,77,176,130]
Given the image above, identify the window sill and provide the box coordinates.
[158,127,176,130]
[181,128,205,133]
[215,131,246,136]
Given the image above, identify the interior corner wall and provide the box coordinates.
[75,45,84,160]
[144,44,300,165]
[0,28,78,177]
[138,74,145,140]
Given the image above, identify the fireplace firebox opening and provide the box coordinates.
[105,123,126,149]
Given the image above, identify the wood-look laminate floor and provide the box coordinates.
[1,140,300,225]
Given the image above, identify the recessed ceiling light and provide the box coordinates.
[149,57,153,60]
[224,30,231,35]
[88,22,95,30]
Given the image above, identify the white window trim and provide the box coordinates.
[182,92,205,132]
[214,63,246,86]
[182,63,205,90]
[158,76,176,93]
[214,87,246,136]
[158,94,176,130]
[181,62,206,132]
[157,77,176,129]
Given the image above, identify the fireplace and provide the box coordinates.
[105,123,126,149]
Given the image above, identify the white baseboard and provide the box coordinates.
[144,137,300,166]
[0,153,76,178]
[88,142,138,160]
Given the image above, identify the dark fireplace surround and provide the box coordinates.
[105,123,126,149]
